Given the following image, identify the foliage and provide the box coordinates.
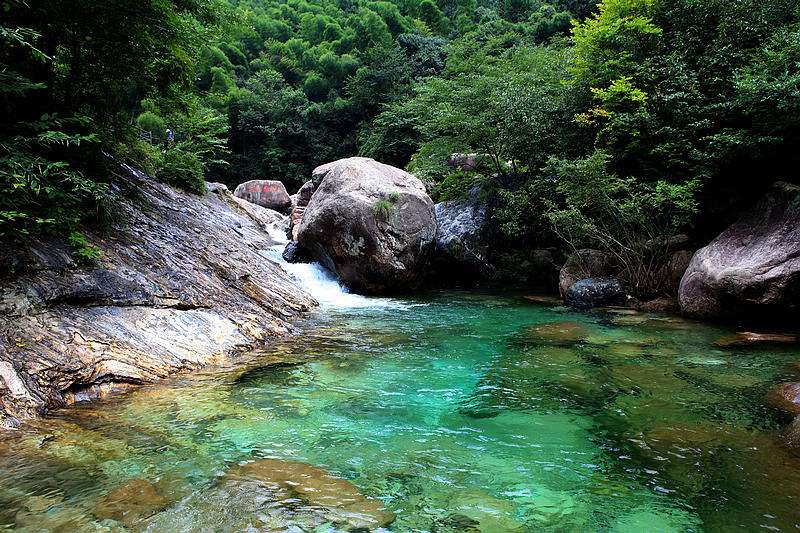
[373,199,393,220]
[68,231,102,265]
[545,151,699,296]
[158,150,207,194]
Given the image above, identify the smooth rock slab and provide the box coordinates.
[227,458,395,530]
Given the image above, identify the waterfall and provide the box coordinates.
[264,224,407,310]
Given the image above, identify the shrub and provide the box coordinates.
[157,150,206,194]
[68,231,102,265]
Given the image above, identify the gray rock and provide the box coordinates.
[559,249,618,297]
[289,181,315,241]
[282,242,310,264]
[298,157,436,294]
[448,153,480,171]
[433,190,492,278]
[0,165,316,427]
[679,182,800,320]
[233,180,292,212]
[565,277,626,309]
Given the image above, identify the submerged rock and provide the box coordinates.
[0,164,316,426]
[297,157,436,294]
[94,478,167,527]
[526,321,589,345]
[227,458,395,530]
[565,277,626,309]
[766,382,800,416]
[715,331,798,348]
[558,249,618,297]
[679,181,800,321]
[233,179,292,212]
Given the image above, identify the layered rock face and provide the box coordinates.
[679,182,800,320]
[233,179,292,212]
[297,157,436,293]
[433,190,492,279]
[0,165,316,428]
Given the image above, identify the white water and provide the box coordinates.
[264,224,411,310]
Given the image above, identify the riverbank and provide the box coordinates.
[0,165,316,428]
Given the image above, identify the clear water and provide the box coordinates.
[2,292,800,532]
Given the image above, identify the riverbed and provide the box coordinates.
[1,290,800,531]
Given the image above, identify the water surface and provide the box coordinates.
[2,291,800,532]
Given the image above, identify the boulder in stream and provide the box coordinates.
[679,182,800,321]
[564,277,626,309]
[234,179,292,212]
[227,458,395,530]
[297,157,436,294]
[559,249,618,297]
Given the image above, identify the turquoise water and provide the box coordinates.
[2,291,800,531]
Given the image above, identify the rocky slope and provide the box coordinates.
[0,164,316,428]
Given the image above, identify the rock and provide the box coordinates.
[297,157,436,294]
[664,250,693,293]
[565,277,626,309]
[766,382,800,416]
[782,416,800,456]
[94,479,167,527]
[679,182,800,321]
[636,297,679,313]
[523,295,562,305]
[0,164,316,426]
[233,180,292,212]
[296,180,314,204]
[716,331,798,348]
[227,459,395,530]
[558,249,617,297]
[432,189,492,280]
[282,242,310,264]
[289,181,315,241]
[448,153,481,171]
[525,321,589,345]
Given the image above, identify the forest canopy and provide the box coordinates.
[2,0,800,289]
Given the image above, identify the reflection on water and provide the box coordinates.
[1,291,800,531]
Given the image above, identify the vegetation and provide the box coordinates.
[2,0,799,292]
[373,199,394,221]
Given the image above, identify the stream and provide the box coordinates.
[1,246,800,531]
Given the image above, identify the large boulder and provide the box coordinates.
[432,189,492,279]
[233,180,292,212]
[565,277,626,309]
[679,182,800,320]
[297,157,436,293]
[559,249,618,297]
